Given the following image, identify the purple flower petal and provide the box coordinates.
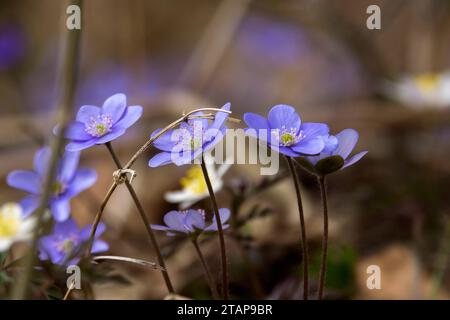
[66,139,98,152]
[172,150,198,166]
[34,147,51,177]
[38,236,54,261]
[343,151,367,169]
[64,168,97,198]
[209,102,230,131]
[76,105,101,123]
[277,146,300,157]
[51,199,71,222]
[115,106,143,130]
[322,135,338,153]
[151,128,178,152]
[62,122,91,141]
[80,222,106,241]
[219,208,231,222]
[95,127,126,144]
[163,211,188,232]
[151,224,170,231]
[101,93,126,124]
[54,218,78,235]
[58,150,80,183]
[91,240,109,253]
[243,112,270,131]
[291,137,324,155]
[148,152,173,167]
[202,127,227,154]
[186,210,206,230]
[333,129,359,160]
[268,104,301,131]
[205,208,231,231]
[300,122,329,138]
[20,195,40,217]
[7,170,41,194]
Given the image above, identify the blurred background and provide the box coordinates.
[1,0,450,299]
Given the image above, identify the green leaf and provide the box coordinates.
[315,155,344,175]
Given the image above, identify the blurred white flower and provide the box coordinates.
[0,203,36,252]
[164,154,231,209]
[385,72,450,109]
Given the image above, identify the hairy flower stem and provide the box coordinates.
[200,154,229,300]
[191,238,220,299]
[317,176,329,300]
[285,156,309,300]
[105,142,174,294]
[11,0,83,300]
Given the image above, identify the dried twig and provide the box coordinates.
[91,255,164,270]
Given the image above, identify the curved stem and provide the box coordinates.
[104,142,174,294]
[317,176,329,300]
[200,154,229,300]
[191,238,220,299]
[85,183,118,255]
[84,108,233,254]
[123,108,231,170]
[286,156,309,300]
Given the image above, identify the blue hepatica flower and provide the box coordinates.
[148,103,230,167]
[151,208,230,237]
[244,104,331,157]
[303,129,368,175]
[59,93,143,152]
[0,24,25,71]
[7,147,97,222]
[38,219,108,266]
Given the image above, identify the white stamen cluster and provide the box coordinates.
[85,114,113,137]
[275,126,305,147]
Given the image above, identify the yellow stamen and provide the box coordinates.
[0,203,22,237]
[180,166,208,194]
[414,73,440,92]
[281,133,295,146]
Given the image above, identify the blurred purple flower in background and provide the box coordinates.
[38,219,108,266]
[304,129,367,175]
[151,208,230,237]
[24,58,163,114]
[58,93,143,151]
[75,62,163,105]
[0,23,25,71]
[236,15,310,65]
[244,104,330,157]
[148,103,230,167]
[7,147,97,221]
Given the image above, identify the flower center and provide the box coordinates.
[52,181,66,197]
[0,203,22,237]
[85,115,113,137]
[414,73,440,92]
[180,167,208,194]
[280,132,295,146]
[277,127,304,147]
[62,239,75,254]
[176,122,206,152]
